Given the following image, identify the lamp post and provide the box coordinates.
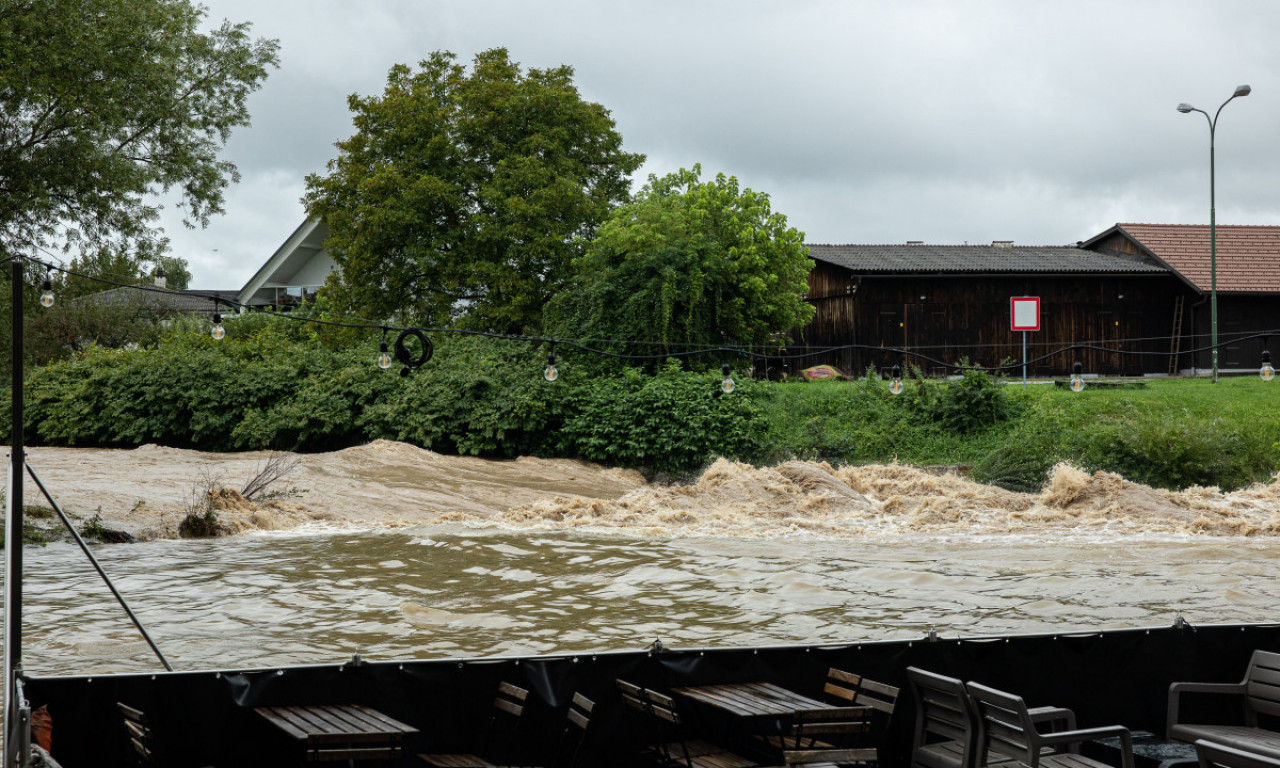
[1177,84,1251,383]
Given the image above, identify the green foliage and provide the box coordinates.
[24,293,177,367]
[0,0,279,259]
[558,361,766,471]
[14,320,1280,490]
[908,368,1014,434]
[969,427,1060,492]
[548,165,814,355]
[304,48,644,333]
[360,335,571,457]
[1074,412,1254,490]
[55,245,191,300]
[179,509,220,538]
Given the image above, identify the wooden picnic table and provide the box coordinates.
[255,704,419,764]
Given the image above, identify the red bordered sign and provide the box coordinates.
[1011,297,1040,331]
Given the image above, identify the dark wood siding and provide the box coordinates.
[1189,296,1280,373]
[795,261,1195,377]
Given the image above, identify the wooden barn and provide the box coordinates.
[1083,224,1280,374]
[795,223,1280,378]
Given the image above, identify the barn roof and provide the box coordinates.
[805,243,1168,275]
[1087,223,1280,294]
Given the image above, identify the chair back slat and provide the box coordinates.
[855,678,901,715]
[825,668,862,704]
[552,693,595,768]
[117,702,157,767]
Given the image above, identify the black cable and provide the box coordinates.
[14,252,1280,375]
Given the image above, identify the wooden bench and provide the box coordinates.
[1168,650,1280,757]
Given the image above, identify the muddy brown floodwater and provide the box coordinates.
[7,441,1280,676]
[18,441,1280,540]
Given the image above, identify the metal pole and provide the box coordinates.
[1022,331,1027,390]
[4,258,25,768]
[24,464,172,671]
[1210,124,1218,383]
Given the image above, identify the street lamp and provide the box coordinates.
[1177,84,1251,383]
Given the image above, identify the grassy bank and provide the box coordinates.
[9,319,1279,491]
[756,374,1280,492]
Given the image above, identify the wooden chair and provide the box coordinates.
[816,669,899,764]
[546,693,595,768]
[1197,740,1280,768]
[967,682,1133,768]
[782,707,878,767]
[117,702,216,768]
[615,679,758,768]
[419,682,529,767]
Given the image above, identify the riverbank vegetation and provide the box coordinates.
[6,317,1279,492]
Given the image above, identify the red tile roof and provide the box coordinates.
[1115,223,1280,294]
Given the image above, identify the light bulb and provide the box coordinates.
[1070,362,1084,392]
[40,276,53,307]
[1262,352,1274,382]
[544,353,558,383]
[720,364,735,394]
[211,312,225,340]
[889,364,903,395]
[378,340,392,370]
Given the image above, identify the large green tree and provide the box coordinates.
[548,165,815,354]
[304,48,645,334]
[0,0,279,262]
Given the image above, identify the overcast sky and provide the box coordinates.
[165,0,1280,289]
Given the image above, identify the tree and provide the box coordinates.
[0,0,279,262]
[547,165,815,355]
[304,48,645,334]
[56,245,191,300]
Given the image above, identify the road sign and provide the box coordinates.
[1011,297,1040,331]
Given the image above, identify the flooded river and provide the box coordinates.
[6,443,1280,677]
[13,528,1280,676]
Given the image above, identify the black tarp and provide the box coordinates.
[23,622,1280,767]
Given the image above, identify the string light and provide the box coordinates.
[210,305,225,341]
[544,352,558,383]
[17,253,1280,383]
[378,339,392,370]
[1261,350,1274,382]
[889,364,903,395]
[720,363,735,394]
[1070,361,1085,392]
[40,265,53,308]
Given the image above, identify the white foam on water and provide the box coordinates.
[475,458,1280,542]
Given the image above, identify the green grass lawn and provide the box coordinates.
[755,374,1280,492]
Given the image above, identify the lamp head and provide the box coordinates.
[1234,84,1252,97]
[1176,103,1195,113]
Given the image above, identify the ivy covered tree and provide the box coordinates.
[0,0,279,262]
[304,48,645,334]
[547,165,815,355]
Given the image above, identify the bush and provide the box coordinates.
[1074,411,1253,490]
[909,368,1013,434]
[559,361,766,472]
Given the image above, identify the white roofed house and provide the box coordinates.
[235,218,336,310]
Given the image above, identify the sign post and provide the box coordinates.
[1010,297,1040,389]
